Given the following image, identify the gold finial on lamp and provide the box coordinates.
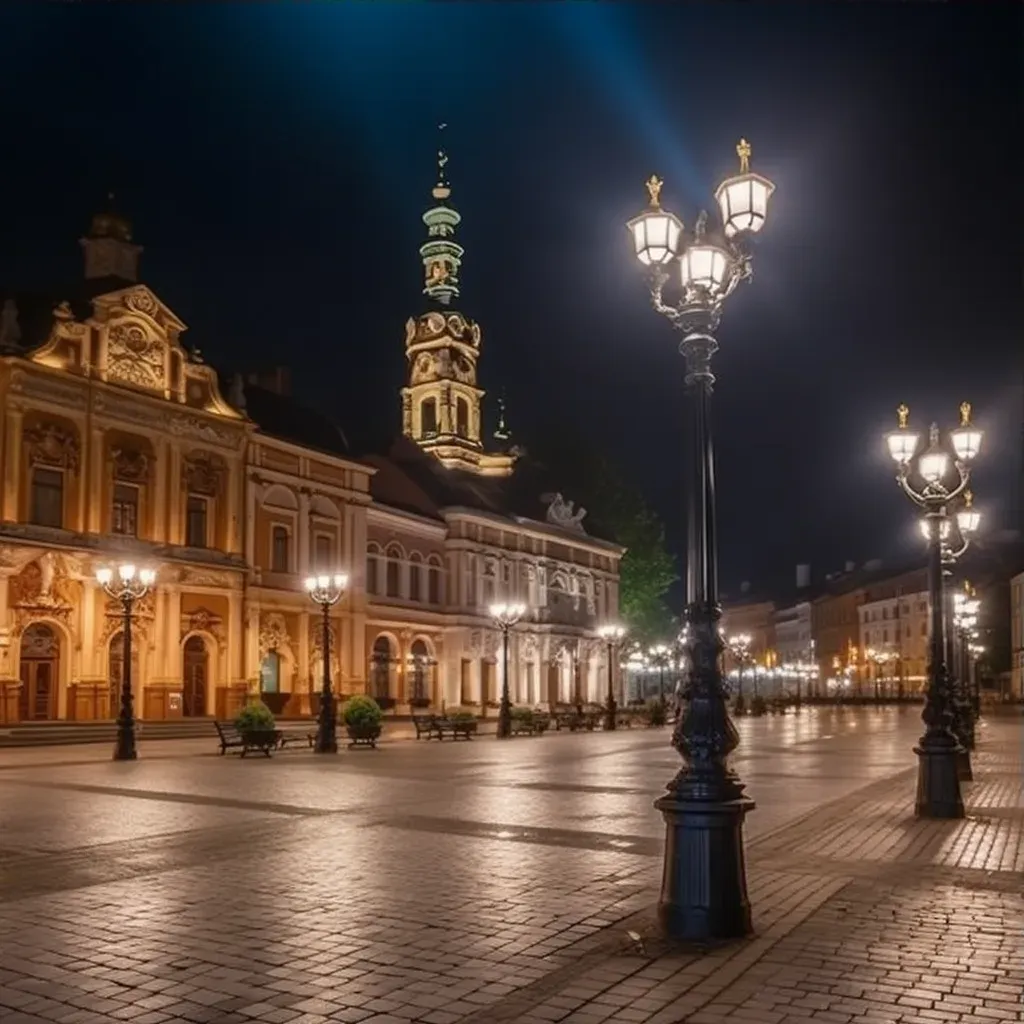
[645,174,663,208]
[963,489,973,508]
[960,401,972,426]
[737,138,752,174]
[897,403,909,429]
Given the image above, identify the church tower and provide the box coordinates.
[80,193,142,283]
[401,127,513,478]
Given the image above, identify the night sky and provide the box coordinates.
[1,3,1021,607]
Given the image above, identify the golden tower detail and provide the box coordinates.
[401,127,513,477]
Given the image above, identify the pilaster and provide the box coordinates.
[2,408,23,521]
[227,589,243,682]
[298,490,311,577]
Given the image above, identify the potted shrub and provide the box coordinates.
[234,701,279,754]
[409,696,431,709]
[342,694,383,748]
[646,699,667,727]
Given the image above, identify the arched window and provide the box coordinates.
[427,558,443,605]
[408,553,423,602]
[420,398,438,438]
[409,639,430,703]
[271,525,290,573]
[456,397,469,438]
[366,544,381,595]
[370,636,393,700]
[385,544,402,598]
[260,650,281,693]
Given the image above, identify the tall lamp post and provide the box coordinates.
[304,573,348,755]
[726,633,753,705]
[953,584,981,741]
[627,138,774,940]
[598,624,626,730]
[491,601,525,739]
[885,402,982,818]
[648,644,670,710]
[96,564,155,762]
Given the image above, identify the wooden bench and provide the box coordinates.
[276,724,315,750]
[412,713,438,740]
[433,716,475,741]
[214,721,279,757]
[510,715,536,736]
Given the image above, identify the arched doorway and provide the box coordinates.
[409,639,432,705]
[108,631,140,720]
[370,636,394,706]
[183,636,209,717]
[19,623,59,721]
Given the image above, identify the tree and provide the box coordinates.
[519,425,678,645]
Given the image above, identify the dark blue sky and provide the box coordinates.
[1,3,1021,602]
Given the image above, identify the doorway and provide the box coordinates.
[18,623,59,721]
[183,636,209,717]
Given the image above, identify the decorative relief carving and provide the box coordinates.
[9,372,88,410]
[125,288,158,316]
[112,447,149,483]
[258,612,291,658]
[183,452,224,496]
[169,415,236,446]
[542,492,587,533]
[181,606,224,644]
[177,568,234,588]
[468,629,482,659]
[10,552,76,610]
[519,633,538,660]
[106,321,165,391]
[25,422,80,471]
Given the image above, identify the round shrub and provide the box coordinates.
[341,694,383,729]
[235,701,275,732]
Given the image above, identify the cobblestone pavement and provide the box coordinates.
[0,708,1020,1024]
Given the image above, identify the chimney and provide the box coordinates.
[740,580,751,594]
[845,561,856,573]
[796,563,811,589]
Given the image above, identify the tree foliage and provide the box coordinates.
[521,426,678,645]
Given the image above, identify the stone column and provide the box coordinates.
[298,491,311,577]
[163,586,181,679]
[297,609,311,714]
[166,447,182,545]
[151,439,168,542]
[244,602,261,688]
[227,588,243,682]
[87,428,104,534]
[1,408,23,521]
[245,477,258,568]
[226,460,242,555]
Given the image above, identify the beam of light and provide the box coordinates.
[546,3,703,200]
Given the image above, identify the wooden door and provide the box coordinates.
[18,624,59,721]
[183,637,208,717]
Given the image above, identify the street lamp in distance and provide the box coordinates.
[304,573,349,755]
[598,623,626,730]
[490,601,526,739]
[96,563,156,762]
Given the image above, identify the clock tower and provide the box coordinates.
[401,127,513,478]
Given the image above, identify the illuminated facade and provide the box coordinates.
[1010,571,1023,699]
[0,180,622,725]
[858,590,930,694]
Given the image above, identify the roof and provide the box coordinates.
[241,382,352,459]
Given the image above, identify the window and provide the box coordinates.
[112,483,139,537]
[260,651,281,693]
[314,533,331,569]
[421,398,438,438]
[370,636,392,699]
[409,559,422,601]
[428,565,442,605]
[456,397,469,437]
[186,495,208,547]
[386,549,401,598]
[271,525,290,572]
[30,468,64,528]
[367,550,380,595]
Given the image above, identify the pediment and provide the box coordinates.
[90,284,188,334]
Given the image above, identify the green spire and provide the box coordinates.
[420,123,464,306]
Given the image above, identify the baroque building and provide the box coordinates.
[0,162,623,725]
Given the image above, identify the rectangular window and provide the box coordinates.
[30,468,64,528]
[112,483,139,537]
[367,555,379,595]
[314,533,331,569]
[428,566,441,605]
[409,562,422,601]
[271,526,290,573]
[186,495,208,548]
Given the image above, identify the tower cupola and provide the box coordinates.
[419,124,464,307]
[80,192,142,282]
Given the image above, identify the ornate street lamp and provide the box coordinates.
[953,584,981,739]
[490,601,526,739]
[648,644,670,711]
[598,624,626,730]
[627,138,774,940]
[96,563,156,762]
[726,632,753,704]
[304,573,348,754]
[885,402,982,817]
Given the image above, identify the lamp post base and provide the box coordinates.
[314,730,338,755]
[604,696,617,732]
[955,747,973,782]
[113,720,137,762]
[315,695,337,755]
[654,789,755,942]
[496,697,511,739]
[914,740,965,818]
